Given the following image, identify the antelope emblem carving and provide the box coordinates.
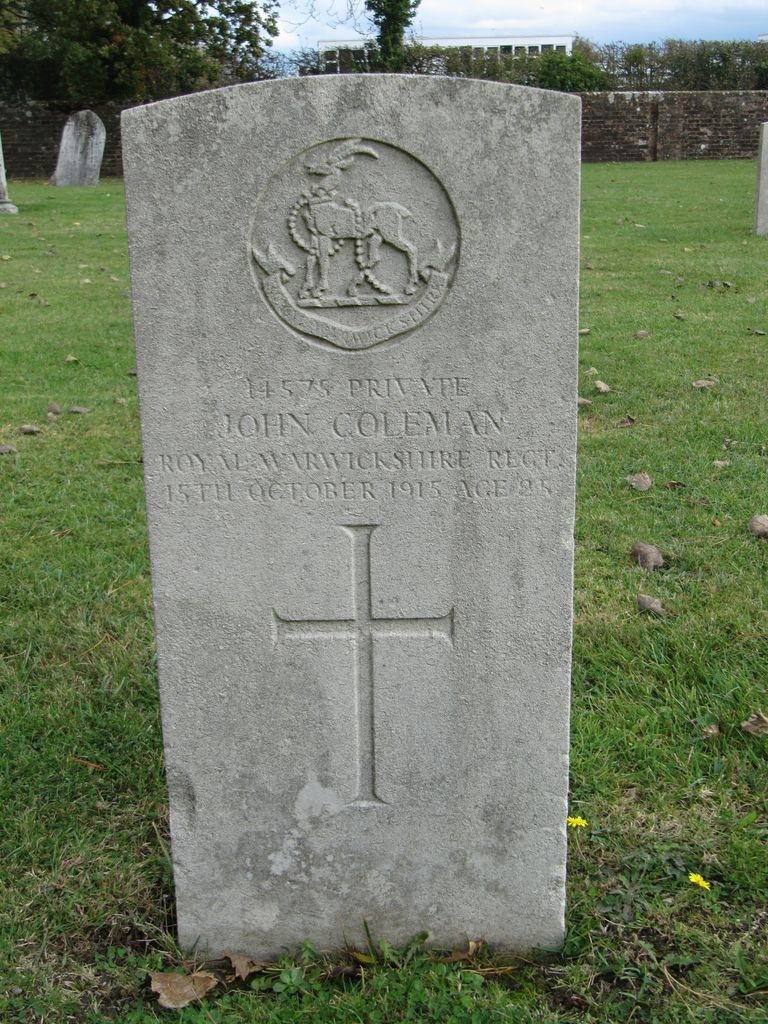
[287,141,420,304]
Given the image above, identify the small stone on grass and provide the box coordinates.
[632,542,665,570]
[626,472,653,491]
[637,594,668,616]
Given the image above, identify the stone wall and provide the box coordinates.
[2,91,768,176]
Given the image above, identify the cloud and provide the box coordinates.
[276,0,768,48]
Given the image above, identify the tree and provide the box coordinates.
[534,51,608,92]
[0,0,280,104]
[365,0,420,70]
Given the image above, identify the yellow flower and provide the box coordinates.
[567,816,588,829]
[688,872,711,890]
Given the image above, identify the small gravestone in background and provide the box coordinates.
[51,110,106,186]
[123,76,581,958]
[0,130,17,214]
[755,123,768,236]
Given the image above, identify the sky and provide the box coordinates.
[274,0,768,51]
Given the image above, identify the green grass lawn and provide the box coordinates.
[1,162,767,1023]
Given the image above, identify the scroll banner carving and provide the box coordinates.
[258,266,452,351]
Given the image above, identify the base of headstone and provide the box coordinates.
[0,200,18,214]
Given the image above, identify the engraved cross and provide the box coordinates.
[273,524,454,807]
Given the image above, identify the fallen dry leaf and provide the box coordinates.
[68,405,92,414]
[741,712,768,737]
[637,593,669,616]
[673,311,686,320]
[594,380,611,393]
[48,401,61,414]
[748,514,768,538]
[46,412,57,423]
[0,444,17,455]
[749,327,766,336]
[149,971,218,1010]
[127,367,138,376]
[222,951,268,982]
[616,414,636,428]
[692,379,716,390]
[19,424,42,435]
[326,964,361,979]
[632,542,665,570]
[635,329,650,338]
[626,472,653,491]
[441,949,473,964]
[64,354,79,363]
[577,397,592,407]
[586,366,598,375]
[663,480,685,489]
[578,327,591,335]
[701,723,720,738]
[713,460,730,468]
[71,755,105,771]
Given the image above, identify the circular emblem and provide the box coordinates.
[249,138,459,351]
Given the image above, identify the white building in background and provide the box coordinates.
[319,35,574,72]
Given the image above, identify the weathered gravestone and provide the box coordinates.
[0,130,17,214]
[123,76,581,958]
[51,110,106,186]
[755,123,768,236]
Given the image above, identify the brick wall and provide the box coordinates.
[2,92,768,177]
[581,91,768,162]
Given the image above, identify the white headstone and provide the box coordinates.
[123,76,581,958]
[0,130,18,214]
[755,122,768,236]
[51,110,106,186]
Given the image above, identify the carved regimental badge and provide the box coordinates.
[249,138,459,350]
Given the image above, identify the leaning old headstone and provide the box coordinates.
[51,110,106,186]
[0,130,18,214]
[123,76,580,957]
[755,122,768,236]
